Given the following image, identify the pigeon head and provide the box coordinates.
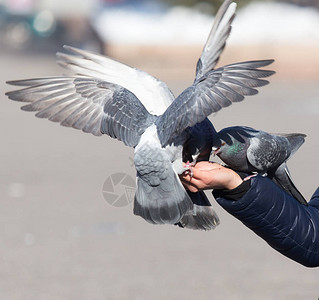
[212,135,246,157]
[212,126,257,168]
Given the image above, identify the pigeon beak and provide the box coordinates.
[212,146,220,157]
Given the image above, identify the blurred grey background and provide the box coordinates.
[1,0,319,299]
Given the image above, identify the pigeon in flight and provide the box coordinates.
[212,126,307,205]
[6,0,275,228]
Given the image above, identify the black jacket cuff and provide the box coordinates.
[212,171,252,201]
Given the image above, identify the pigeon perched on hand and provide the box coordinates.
[212,126,307,205]
[183,118,217,165]
[178,118,220,230]
[6,0,275,228]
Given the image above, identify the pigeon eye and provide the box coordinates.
[221,142,226,146]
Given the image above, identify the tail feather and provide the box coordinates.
[275,133,306,157]
[176,191,220,231]
[133,173,193,225]
[273,163,307,205]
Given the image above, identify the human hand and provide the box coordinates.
[180,161,243,192]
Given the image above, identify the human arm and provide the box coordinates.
[215,175,319,267]
[181,162,319,267]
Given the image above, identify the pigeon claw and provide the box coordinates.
[183,161,195,177]
[212,146,220,156]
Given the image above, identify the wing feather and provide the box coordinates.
[57,46,175,115]
[196,0,237,79]
[6,77,155,146]
[156,60,275,146]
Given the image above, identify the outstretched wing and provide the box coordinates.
[57,46,175,115]
[156,60,275,146]
[6,77,155,147]
[195,0,236,80]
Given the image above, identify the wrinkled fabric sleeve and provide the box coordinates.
[213,175,319,268]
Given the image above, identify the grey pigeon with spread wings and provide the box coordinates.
[212,126,307,205]
[6,0,275,228]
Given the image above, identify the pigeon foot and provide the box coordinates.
[183,161,195,177]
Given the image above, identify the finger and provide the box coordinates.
[184,175,205,190]
[190,167,212,180]
[179,172,192,182]
[182,181,199,193]
[180,174,203,192]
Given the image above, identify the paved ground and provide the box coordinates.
[1,49,319,299]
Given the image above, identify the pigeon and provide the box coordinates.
[6,0,275,228]
[183,118,217,165]
[212,126,307,205]
[178,118,220,230]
